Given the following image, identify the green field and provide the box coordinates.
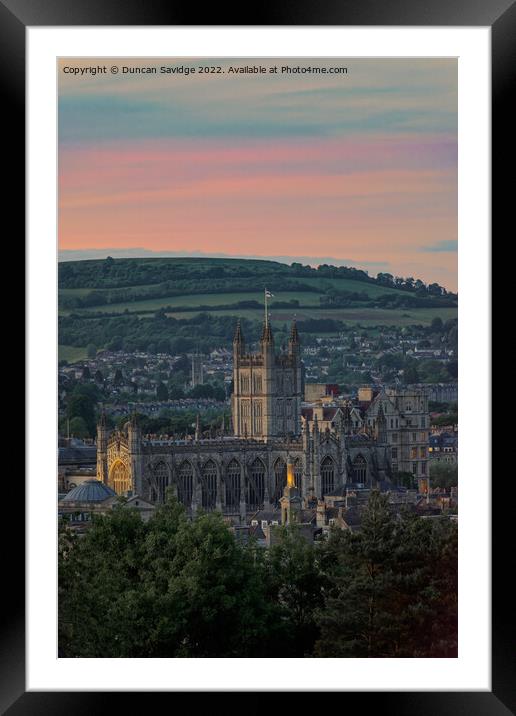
[58,345,89,362]
[58,258,457,359]
[61,290,322,315]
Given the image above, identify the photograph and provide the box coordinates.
[56,56,459,659]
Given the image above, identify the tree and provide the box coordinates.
[59,497,279,658]
[68,416,89,439]
[314,492,457,658]
[315,491,399,657]
[430,317,444,333]
[395,471,416,489]
[403,360,419,384]
[429,462,458,489]
[261,526,327,656]
[66,384,100,436]
[168,383,185,400]
[86,343,97,359]
[156,381,169,401]
[173,354,191,374]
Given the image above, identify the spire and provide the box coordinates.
[376,402,387,443]
[233,320,244,348]
[195,414,201,441]
[289,318,300,344]
[260,319,274,345]
[288,318,300,356]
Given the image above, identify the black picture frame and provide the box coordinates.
[4,0,508,712]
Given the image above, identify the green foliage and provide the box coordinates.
[394,471,417,489]
[59,492,457,658]
[66,383,101,436]
[58,259,456,357]
[116,408,230,437]
[68,416,89,439]
[156,381,168,401]
[429,463,458,489]
[314,492,457,657]
[431,412,458,426]
[260,526,329,656]
[59,498,278,657]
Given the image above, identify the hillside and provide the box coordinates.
[58,257,457,360]
[59,257,456,313]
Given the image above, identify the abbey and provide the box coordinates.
[96,319,399,523]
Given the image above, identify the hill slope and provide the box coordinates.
[58,257,457,360]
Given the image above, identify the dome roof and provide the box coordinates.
[62,479,116,503]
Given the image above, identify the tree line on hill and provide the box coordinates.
[59,257,455,303]
[59,491,457,658]
[59,312,344,357]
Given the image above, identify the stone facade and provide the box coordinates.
[365,387,430,477]
[231,320,302,440]
[96,321,400,523]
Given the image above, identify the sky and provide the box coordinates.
[58,58,457,290]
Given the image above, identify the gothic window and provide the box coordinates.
[201,460,217,510]
[294,458,302,489]
[253,401,262,435]
[321,456,335,495]
[109,460,131,495]
[152,461,168,503]
[177,460,193,507]
[272,458,287,506]
[248,458,265,510]
[353,455,367,484]
[225,459,241,509]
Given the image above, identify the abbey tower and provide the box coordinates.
[231,318,302,440]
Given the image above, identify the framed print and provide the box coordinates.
[3,0,511,711]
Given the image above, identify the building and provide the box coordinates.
[58,439,97,492]
[429,431,458,465]
[363,387,430,478]
[95,319,421,525]
[191,352,204,387]
[231,318,302,439]
[58,479,156,530]
[304,383,340,403]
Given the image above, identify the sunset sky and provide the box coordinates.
[58,58,457,290]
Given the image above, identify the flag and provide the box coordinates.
[265,290,274,298]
